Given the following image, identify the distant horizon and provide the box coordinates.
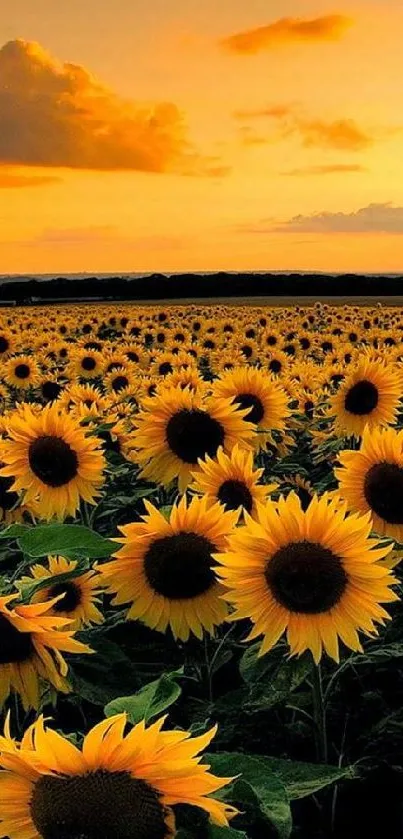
[2,269,403,282]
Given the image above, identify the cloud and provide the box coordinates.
[0,170,61,188]
[220,14,352,55]
[233,105,295,120]
[0,39,223,176]
[276,203,403,233]
[299,119,371,151]
[233,105,373,151]
[282,164,368,175]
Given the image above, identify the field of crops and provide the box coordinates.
[0,300,403,839]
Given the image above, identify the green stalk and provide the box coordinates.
[311,659,328,764]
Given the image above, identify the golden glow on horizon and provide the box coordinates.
[1,0,403,273]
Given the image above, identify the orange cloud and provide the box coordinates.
[234,105,373,151]
[0,170,61,188]
[220,15,352,55]
[282,164,368,175]
[299,119,371,151]
[0,39,223,176]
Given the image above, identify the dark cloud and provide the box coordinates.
[0,39,225,176]
[276,203,403,233]
[220,15,352,55]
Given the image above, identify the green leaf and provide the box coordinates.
[104,669,183,724]
[248,655,312,710]
[0,524,30,540]
[17,525,115,559]
[355,642,403,664]
[206,753,292,839]
[239,642,277,684]
[252,756,356,800]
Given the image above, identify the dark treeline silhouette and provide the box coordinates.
[1,272,403,304]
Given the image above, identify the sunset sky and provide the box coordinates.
[1,0,403,274]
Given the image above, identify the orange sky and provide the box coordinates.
[1,0,403,274]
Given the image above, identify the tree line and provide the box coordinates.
[1,272,403,304]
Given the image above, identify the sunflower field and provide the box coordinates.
[1,301,403,839]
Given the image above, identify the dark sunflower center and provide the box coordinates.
[144,532,217,599]
[50,581,82,612]
[364,462,403,524]
[344,380,379,415]
[0,474,19,510]
[28,435,79,487]
[112,375,129,393]
[269,359,282,374]
[14,363,30,379]
[82,357,96,371]
[42,381,62,401]
[0,614,33,663]
[265,540,347,614]
[0,336,9,353]
[165,409,224,464]
[234,393,264,425]
[159,362,173,376]
[241,345,253,358]
[30,770,168,839]
[217,479,253,513]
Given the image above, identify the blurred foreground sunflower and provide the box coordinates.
[215,493,398,663]
[0,713,236,839]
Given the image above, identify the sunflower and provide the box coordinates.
[335,425,403,541]
[190,444,277,517]
[38,376,64,404]
[0,713,236,839]
[329,357,402,437]
[132,386,256,492]
[0,329,14,358]
[0,403,106,520]
[215,493,397,663]
[99,495,238,640]
[19,555,104,630]
[4,355,41,390]
[104,367,137,395]
[212,366,290,452]
[0,593,92,710]
[70,349,103,380]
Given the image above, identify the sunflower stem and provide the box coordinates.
[81,502,93,529]
[311,660,328,764]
